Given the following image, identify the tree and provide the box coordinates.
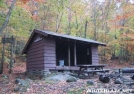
[0,0,17,34]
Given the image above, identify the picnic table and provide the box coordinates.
[77,64,109,78]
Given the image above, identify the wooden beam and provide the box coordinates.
[0,37,5,74]
[9,41,13,74]
[74,42,77,66]
[68,43,70,66]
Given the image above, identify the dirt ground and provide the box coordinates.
[0,61,134,94]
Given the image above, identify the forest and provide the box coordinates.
[0,0,134,94]
[0,0,134,64]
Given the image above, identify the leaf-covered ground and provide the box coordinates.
[0,61,134,94]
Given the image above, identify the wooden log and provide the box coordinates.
[68,43,70,66]
[99,75,110,83]
[122,68,134,73]
[74,42,77,66]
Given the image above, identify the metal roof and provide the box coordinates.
[22,29,106,54]
[36,29,106,45]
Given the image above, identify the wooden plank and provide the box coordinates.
[28,43,44,50]
[74,42,77,66]
[92,60,99,64]
[27,50,44,55]
[27,59,44,63]
[44,46,55,50]
[92,57,99,59]
[44,53,56,57]
[26,59,44,62]
[92,56,98,59]
[27,47,44,53]
[92,54,98,56]
[44,61,56,63]
[2,38,15,43]
[27,53,44,58]
[30,40,44,46]
[27,64,44,68]
[44,57,56,60]
[92,57,99,60]
[92,58,99,61]
[27,64,45,67]
[44,63,56,67]
[27,50,44,56]
[92,51,98,54]
[27,57,44,62]
[26,61,44,65]
[27,54,44,59]
[92,50,98,54]
[44,43,55,47]
[68,44,70,66]
[44,49,55,53]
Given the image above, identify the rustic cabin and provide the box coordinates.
[22,29,106,72]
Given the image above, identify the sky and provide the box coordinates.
[129,0,134,4]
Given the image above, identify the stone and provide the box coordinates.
[19,86,28,92]
[131,75,134,80]
[114,78,123,84]
[16,75,23,79]
[66,76,77,82]
[14,79,29,92]
[14,87,20,92]
[2,75,8,79]
[25,78,32,83]
[15,79,28,86]
[44,71,51,76]
[130,90,134,93]
[87,80,94,85]
[99,75,110,83]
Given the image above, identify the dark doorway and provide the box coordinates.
[56,40,68,66]
[76,43,92,65]
[56,39,92,66]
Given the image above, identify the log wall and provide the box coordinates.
[91,45,99,64]
[26,34,45,70]
[44,37,56,70]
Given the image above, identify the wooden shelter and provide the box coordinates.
[22,29,106,71]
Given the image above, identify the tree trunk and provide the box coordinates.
[0,0,17,34]
[56,12,63,33]
[84,19,88,38]
[93,0,97,40]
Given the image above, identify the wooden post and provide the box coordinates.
[74,42,77,66]
[68,43,70,66]
[0,36,5,74]
[9,36,13,74]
